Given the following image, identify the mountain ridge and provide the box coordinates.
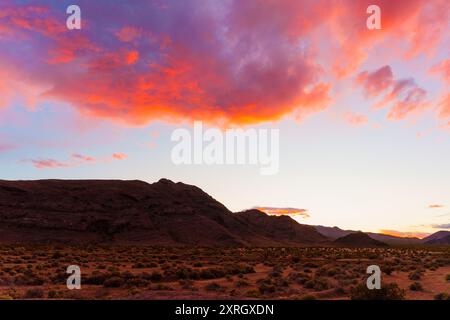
[0,179,447,247]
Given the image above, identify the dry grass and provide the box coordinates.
[0,245,448,300]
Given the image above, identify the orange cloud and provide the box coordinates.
[428,204,444,209]
[254,207,310,219]
[0,1,447,126]
[379,229,430,239]
[112,153,127,160]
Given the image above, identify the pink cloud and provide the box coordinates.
[342,112,368,127]
[72,153,95,162]
[357,66,429,120]
[23,158,70,169]
[0,143,15,152]
[357,65,394,98]
[430,59,450,120]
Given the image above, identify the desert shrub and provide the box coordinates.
[24,288,44,299]
[434,292,449,300]
[150,271,162,282]
[236,279,249,287]
[14,274,45,286]
[350,283,405,300]
[334,286,346,295]
[132,262,146,269]
[258,283,276,295]
[199,268,225,280]
[303,262,318,268]
[47,290,59,299]
[409,282,423,291]
[205,282,223,292]
[246,290,260,298]
[446,274,450,281]
[103,276,124,288]
[383,266,394,275]
[84,272,107,285]
[408,271,422,280]
[304,277,330,291]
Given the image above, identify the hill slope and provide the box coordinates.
[333,232,388,247]
[423,233,450,245]
[422,231,450,244]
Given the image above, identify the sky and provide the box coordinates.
[0,0,449,237]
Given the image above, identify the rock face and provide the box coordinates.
[0,179,327,246]
[333,232,388,247]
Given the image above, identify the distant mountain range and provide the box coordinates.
[0,179,448,247]
[314,225,450,246]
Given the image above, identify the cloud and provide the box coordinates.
[379,229,430,239]
[0,1,446,126]
[72,153,95,162]
[357,65,429,120]
[342,112,368,126]
[428,204,444,208]
[432,223,450,229]
[357,65,394,98]
[112,153,127,160]
[0,143,15,152]
[23,152,126,169]
[254,207,310,219]
[430,59,450,120]
[23,158,70,169]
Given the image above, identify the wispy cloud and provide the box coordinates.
[431,223,450,229]
[428,204,445,209]
[0,143,15,152]
[342,112,368,127]
[23,152,127,169]
[23,158,70,169]
[72,153,95,162]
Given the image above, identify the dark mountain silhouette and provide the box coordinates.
[314,225,353,239]
[235,209,327,245]
[424,235,450,245]
[315,225,421,245]
[422,231,450,245]
[0,179,326,246]
[333,232,388,247]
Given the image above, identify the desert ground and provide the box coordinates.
[0,246,448,300]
